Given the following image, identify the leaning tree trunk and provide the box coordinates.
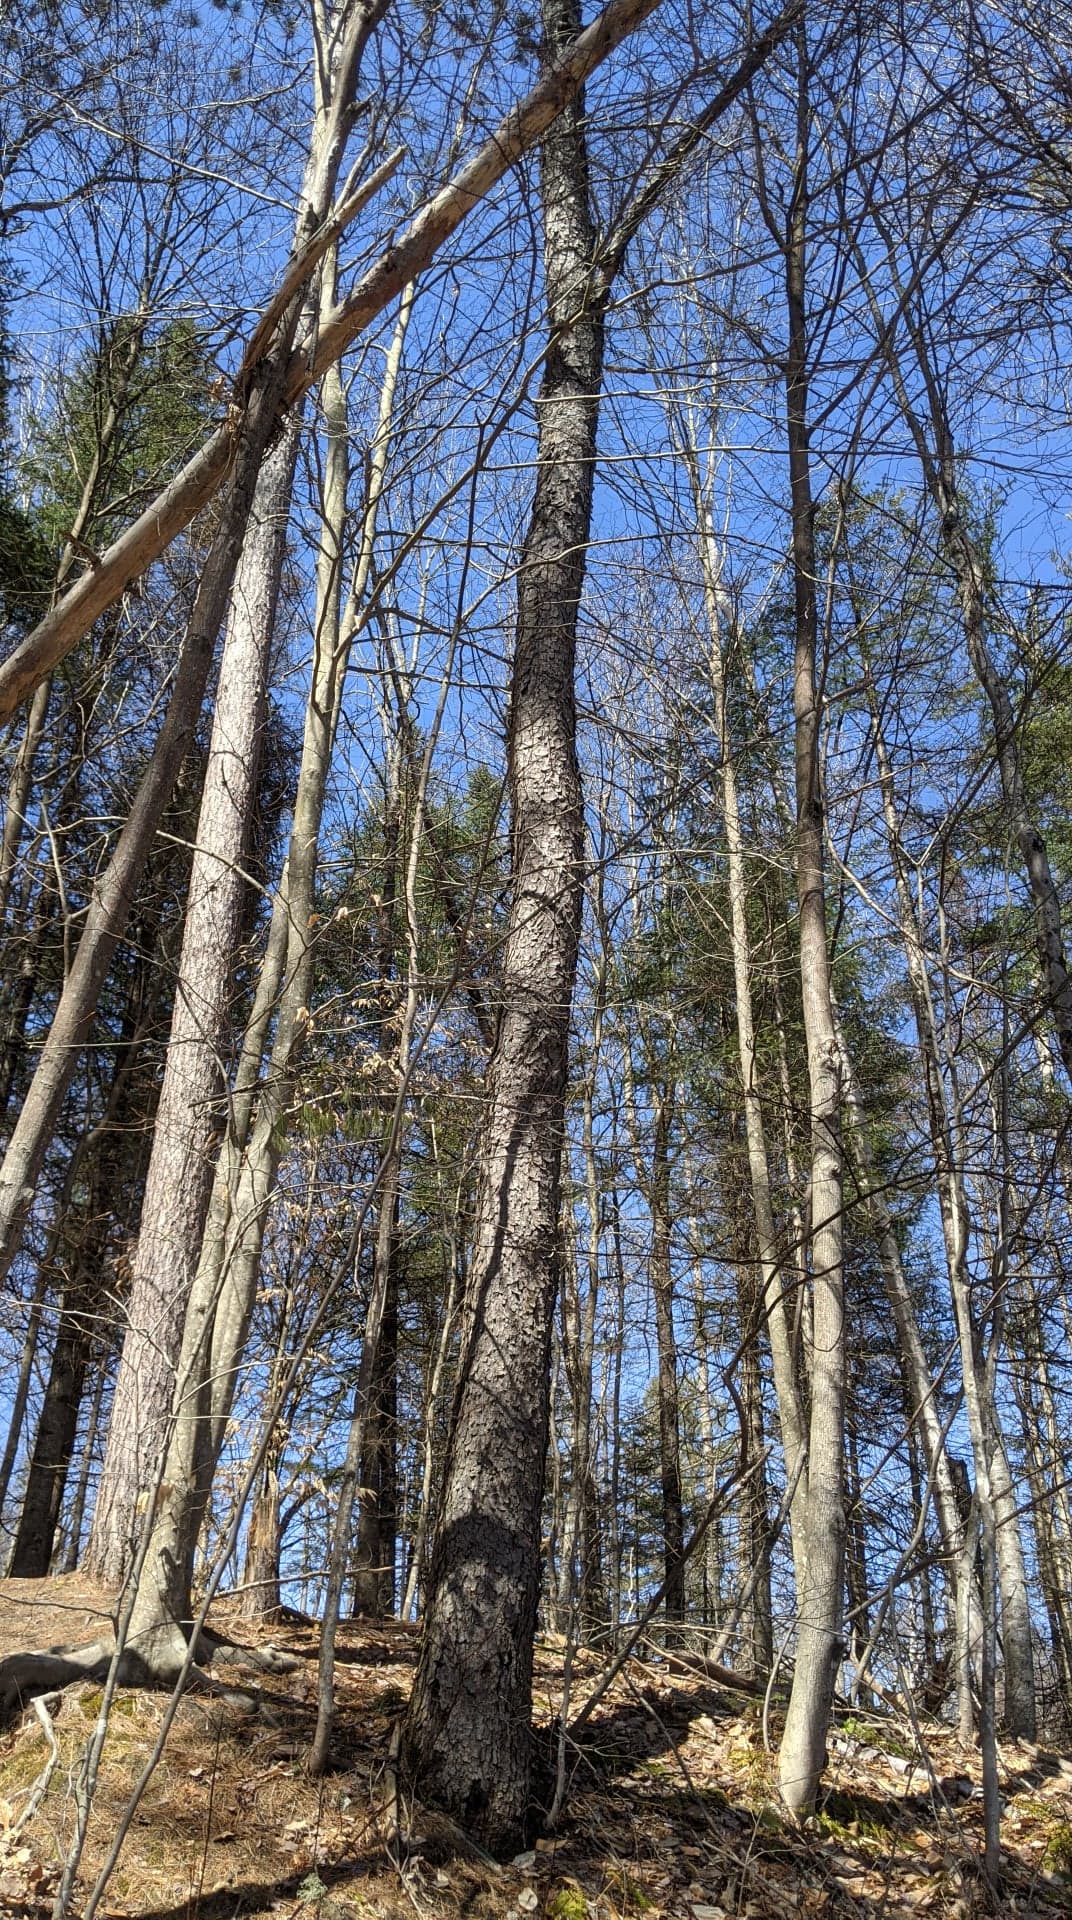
[112,251,413,1680]
[0,290,156,929]
[775,26,847,1819]
[83,422,299,1586]
[402,0,600,1851]
[0,345,297,1297]
[0,2,393,1307]
[83,0,390,1587]
[0,0,669,738]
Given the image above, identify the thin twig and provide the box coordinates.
[10,1694,60,1841]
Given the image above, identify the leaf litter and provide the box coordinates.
[0,1577,1068,1919]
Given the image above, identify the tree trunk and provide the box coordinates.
[83,0,393,1584]
[402,0,599,1850]
[678,403,809,1595]
[0,334,304,1296]
[402,1211,462,1622]
[84,419,299,1586]
[567,1009,609,1640]
[740,1291,773,1671]
[351,1220,399,1617]
[9,891,168,1576]
[60,1356,108,1573]
[864,248,1072,1089]
[0,0,667,734]
[833,1001,970,1677]
[844,1415,869,1673]
[649,1082,685,1625]
[352,741,405,1620]
[775,28,847,1817]
[0,297,153,928]
[113,253,417,1692]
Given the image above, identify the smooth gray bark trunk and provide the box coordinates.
[679,413,809,1594]
[776,30,847,1817]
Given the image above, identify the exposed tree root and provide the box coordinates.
[0,1622,299,1718]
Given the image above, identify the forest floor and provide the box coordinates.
[0,1578,1070,1920]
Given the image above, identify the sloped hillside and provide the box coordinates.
[0,1578,1069,1919]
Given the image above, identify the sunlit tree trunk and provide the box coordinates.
[649,1078,685,1625]
[84,419,299,1584]
[678,402,808,1596]
[0,288,156,928]
[84,0,390,1587]
[0,217,329,1302]
[773,28,847,1821]
[402,0,600,1847]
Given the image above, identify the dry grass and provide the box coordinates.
[0,1578,1069,1919]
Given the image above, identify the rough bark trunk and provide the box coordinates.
[84,420,299,1586]
[352,751,405,1620]
[241,1460,282,1624]
[351,1221,399,1617]
[111,254,417,1699]
[402,0,599,1850]
[0,332,304,1295]
[8,855,177,1574]
[83,0,393,1584]
[120,270,412,1667]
